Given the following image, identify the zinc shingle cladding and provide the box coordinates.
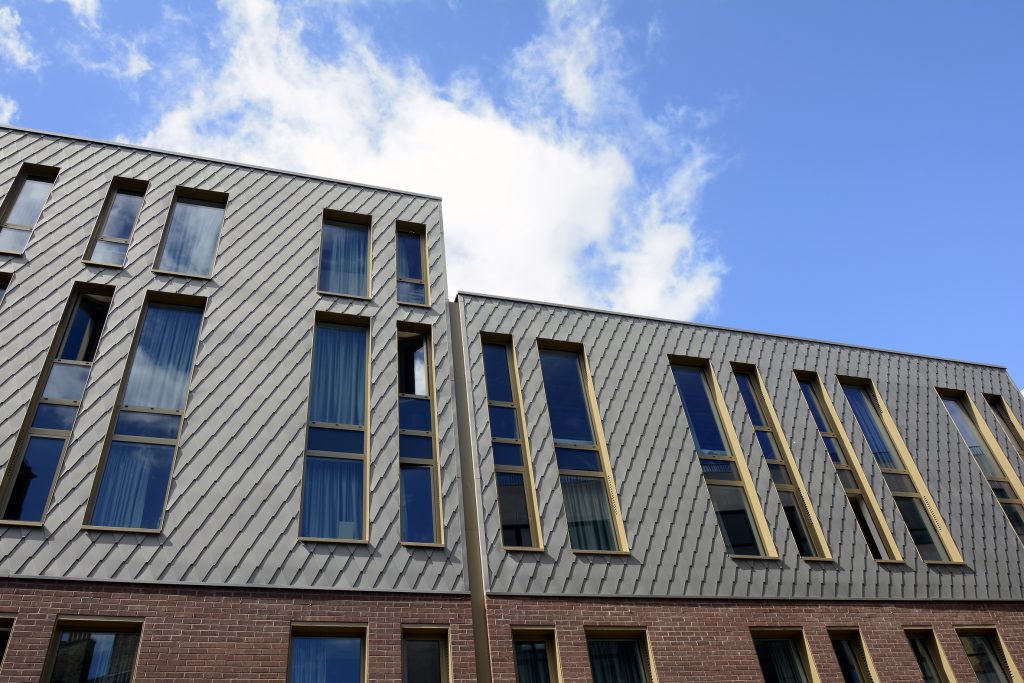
[456,293,1024,601]
[0,127,468,593]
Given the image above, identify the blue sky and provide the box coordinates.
[1,0,1022,383]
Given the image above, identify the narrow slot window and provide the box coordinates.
[0,289,111,523]
[289,626,366,683]
[733,366,827,558]
[300,321,368,541]
[957,629,1016,683]
[797,375,896,560]
[586,633,654,683]
[0,617,12,664]
[155,190,226,277]
[672,362,766,557]
[319,216,369,297]
[86,180,146,266]
[402,629,449,683]
[985,394,1024,461]
[829,629,876,683]
[396,225,427,305]
[841,380,955,562]
[0,169,57,254]
[398,329,440,544]
[482,339,541,549]
[513,630,559,683]
[0,273,9,304]
[539,346,622,552]
[45,623,141,683]
[89,300,204,530]
[906,629,953,683]
[752,631,816,683]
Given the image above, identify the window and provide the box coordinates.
[45,622,141,683]
[319,214,370,297]
[396,224,427,305]
[985,394,1024,461]
[752,632,816,683]
[0,167,57,254]
[402,629,449,683]
[481,338,541,549]
[539,346,624,552]
[0,273,11,304]
[0,617,11,666]
[797,375,898,561]
[587,633,655,683]
[733,365,828,559]
[155,190,226,277]
[957,629,1017,683]
[829,629,875,683]
[398,329,441,544]
[906,629,953,683]
[0,288,111,523]
[671,361,769,557]
[88,299,204,530]
[513,630,559,683]
[85,179,146,266]
[841,380,959,563]
[941,391,1024,542]
[289,626,366,683]
[300,321,368,541]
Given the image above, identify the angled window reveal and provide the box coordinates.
[985,394,1024,462]
[671,361,773,558]
[44,621,141,683]
[940,390,1024,542]
[586,632,656,683]
[513,629,560,683]
[290,625,366,683]
[155,189,227,277]
[0,272,10,304]
[828,629,877,683]
[88,298,205,530]
[841,379,960,563]
[752,631,818,683]
[300,320,369,541]
[402,628,450,683]
[85,178,147,267]
[0,165,58,254]
[905,629,954,683]
[396,223,428,305]
[481,337,542,549]
[319,213,370,297]
[796,374,899,561]
[733,365,829,559]
[0,287,112,523]
[956,628,1019,683]
[398,327,442,544]
[539,345,626,553]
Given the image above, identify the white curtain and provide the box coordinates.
[123,304,203,410]
[319,222,368,296]
[561,475,616,551]
[290,636,362,683]
[310,324,366,426]
[588,640,646,683]
[301,457,363,539]
[159,199,223,276]
[91,442,174,529]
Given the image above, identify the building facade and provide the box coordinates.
[1,125,1023,681]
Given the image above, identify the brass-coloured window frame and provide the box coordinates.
[985,394,1024,462]
[904,627,956,683]
[750,628,822,683]
[82,177,148,268]
[954,626,1021,682]
[41,616,144,683]
[512,627,563,683]
[288,622,369,683]
[396,221,430,307]
[0,163,59,255]
[401,625,451,683]
[827,627,880,682]
[584,627,660,683]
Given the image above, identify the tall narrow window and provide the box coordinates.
[906,630,953,683]
[396,224,427,305]
[985,394,1024,461]
[402,629,449,683]
[88,300,204,530]
[155,190,226,277]
[300,321,368,541]
[290,627,365,683]
[85,179,146,266]
[797,375,897,560]
[733,365,827,558]
[957,629,1017,683]
[0,273,9,304]
[0,288,111,523]
[0,617,12,664]
[752,632,816,683]
[0,168,56,254]
[539,346,623,552]
[319,215,370,297]
[829,629,876,683]
[398,329,440,544]
[45,623,141,683]
[587,633,654,683]
[941,391,1024,541]
[841,380,957,562]
[482,339,541,549]
[513,630,559,683]
[672,362,768,557]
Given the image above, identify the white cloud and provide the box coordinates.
[47,0,100,28]
[0,6,39,70]
[0,94,16,123]
[139,0,723,321]
[67,36,151,80]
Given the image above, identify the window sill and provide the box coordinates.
[317,289,372,302]
[924,560,968,567]
[503,545,545,553]
[401,541,445,549]
[0,519,44,528]
[729,554,780,561]
[299,536,368,545]
[397,300,432,309]
[81,524,161,534]
[800,556,835,563]
[152,268,213,281]
[572,549,631,557]
[0,249,26,257]
[82,259,124,269]
[875,558,906,565]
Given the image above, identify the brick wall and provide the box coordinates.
[485,595,1024,682]
[0,579,475,682]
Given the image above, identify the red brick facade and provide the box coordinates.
[0,579,475,682]
[485,595,1024,682]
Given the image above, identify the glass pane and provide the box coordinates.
[0,227,30,253]
[849,495,884,560]
[481,342,514,403]
[778,489,815,557]
[398,335,428,396]
[43,363,90,402]
[959,634,1010,683]
[755,431,780,462]
[400,465,436,543]
[398,281,427,305]
[1001,503,1024,540]
[798,380,831,433]
[122,303,203,411]
[6,177,53,227]
[556,448,601,472]
[837,469,858,489]
[943,398,1004,479]
[114,411,182,440]
[754,638,810,683]
[404,638,443,683]
[309,323,367,426]
[708,484,762,555]
[289,635,363,683]
[831,637,868,683]
[59,295,110,362]
[397,231,424,280]
[497,472,533,547]
[2,436,64,522]
[50,629,140,683]
[492,442,523,467]
[157,197,224,276]
[400,396,433,432]
[700,458,738,481]
[991,481,1014,500]
[515,640,552,683]
[560,474,617,551]
[821,436,844,464]
[91,441,175,529]
[884,473,916,493]
[539,349,595,446]
[90,239,128,265]
[32,403,77,431]
[842,384,903,470]
[489,405,518,440]
[672,365,728,455]
[735,372,767,427]
[768,463,791,485]
[400,433,433,459]
[307,426,364,454]
[894,497,947,562]
[587,639,646,683]
[100,190,144,240]
[909,635,944,683]
[301,457,364,540]
[319,221,368,297]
